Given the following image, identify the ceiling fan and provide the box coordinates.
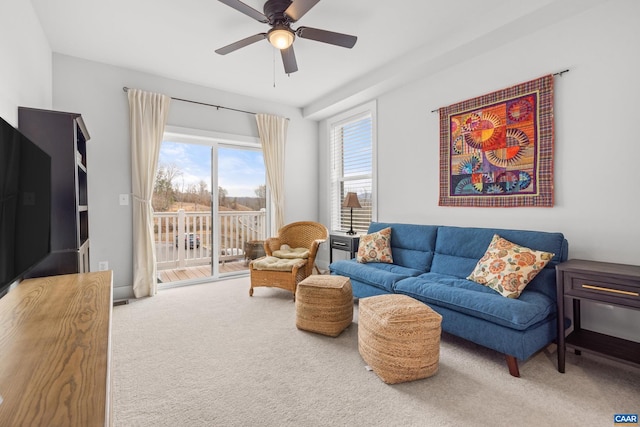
[215,0,358,74]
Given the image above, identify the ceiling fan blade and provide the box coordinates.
[215,33,267,55]
[296,27,357,48]
[284,0,320,22]
[218,0,268,23]
[281,45,298,74]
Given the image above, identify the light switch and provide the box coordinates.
[119,194,130,205]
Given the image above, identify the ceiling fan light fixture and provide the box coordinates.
[268,27,294,50]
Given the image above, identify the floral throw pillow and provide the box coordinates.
[357,227,393,264]
[467,234,555,298]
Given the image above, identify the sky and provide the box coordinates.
[158,141,265,198]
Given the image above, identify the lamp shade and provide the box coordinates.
[268,28,295,50]
[342,192,361,208]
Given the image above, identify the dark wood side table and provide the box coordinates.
[329,233,360,263]
[556,259,640,373]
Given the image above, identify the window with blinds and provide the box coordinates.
[329,102,376,234]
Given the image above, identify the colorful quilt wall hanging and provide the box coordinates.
[439,75,554,207]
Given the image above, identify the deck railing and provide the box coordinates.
[154,209,266,270]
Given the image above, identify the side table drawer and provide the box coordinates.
[564,272,640,309]
[331,235,356,251]
[329,233,360,264]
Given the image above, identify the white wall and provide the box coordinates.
[52,54,318,300]
[5,0,637,340]
[0,0,52,124]
[319,1,640,341]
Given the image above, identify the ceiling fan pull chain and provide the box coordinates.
[273,47,277,88]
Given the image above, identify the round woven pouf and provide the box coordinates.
[295,275,353,337]
[358,294,442,384]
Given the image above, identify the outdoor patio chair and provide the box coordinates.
[249,221,328,300]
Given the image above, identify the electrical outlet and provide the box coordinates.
[98,261,109,271]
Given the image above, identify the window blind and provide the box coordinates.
[330,109,374,234]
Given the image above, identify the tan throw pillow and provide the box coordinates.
[467,234,555,298]
[272,245,310,259]
[251,256,306,271]
[357,227,393,264]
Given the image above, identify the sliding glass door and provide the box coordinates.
[217,146,267,273]
[153,128,266,287]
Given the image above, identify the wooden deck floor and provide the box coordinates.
[158,260,248,283]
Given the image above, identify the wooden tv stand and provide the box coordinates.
[0,271,113,426]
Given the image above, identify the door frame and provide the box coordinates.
[159,126,268,287]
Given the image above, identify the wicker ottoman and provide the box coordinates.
[358,294,442,384]
[295,275,353,337]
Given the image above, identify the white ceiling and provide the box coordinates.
[30,0,600,114]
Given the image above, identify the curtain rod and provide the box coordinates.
[122,86,257,116]
[430,69,570,113]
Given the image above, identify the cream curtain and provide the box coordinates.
[128,89,171,297]
[256,114,288,231]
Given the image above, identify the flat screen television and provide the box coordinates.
[0,115,51,298]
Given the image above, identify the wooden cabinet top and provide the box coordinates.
[0,271,113,427]
[556,259,640,280]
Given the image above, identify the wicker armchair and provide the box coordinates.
[249,221,328,300]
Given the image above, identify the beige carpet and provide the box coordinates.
[111,277,639,427]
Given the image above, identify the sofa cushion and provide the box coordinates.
[431,225,567,300]
[393,273,556,331]
[251,256,306,271]
[329,259,423,293]
[467,234,555,298]
[367,222,438,271]
[272,245,310,259]
[357,227,393,264]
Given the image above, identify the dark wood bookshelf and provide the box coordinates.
[18,107,91,277]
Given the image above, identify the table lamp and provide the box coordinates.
[342,192,361,235]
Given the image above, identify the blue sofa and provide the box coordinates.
[329,222,568,377]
